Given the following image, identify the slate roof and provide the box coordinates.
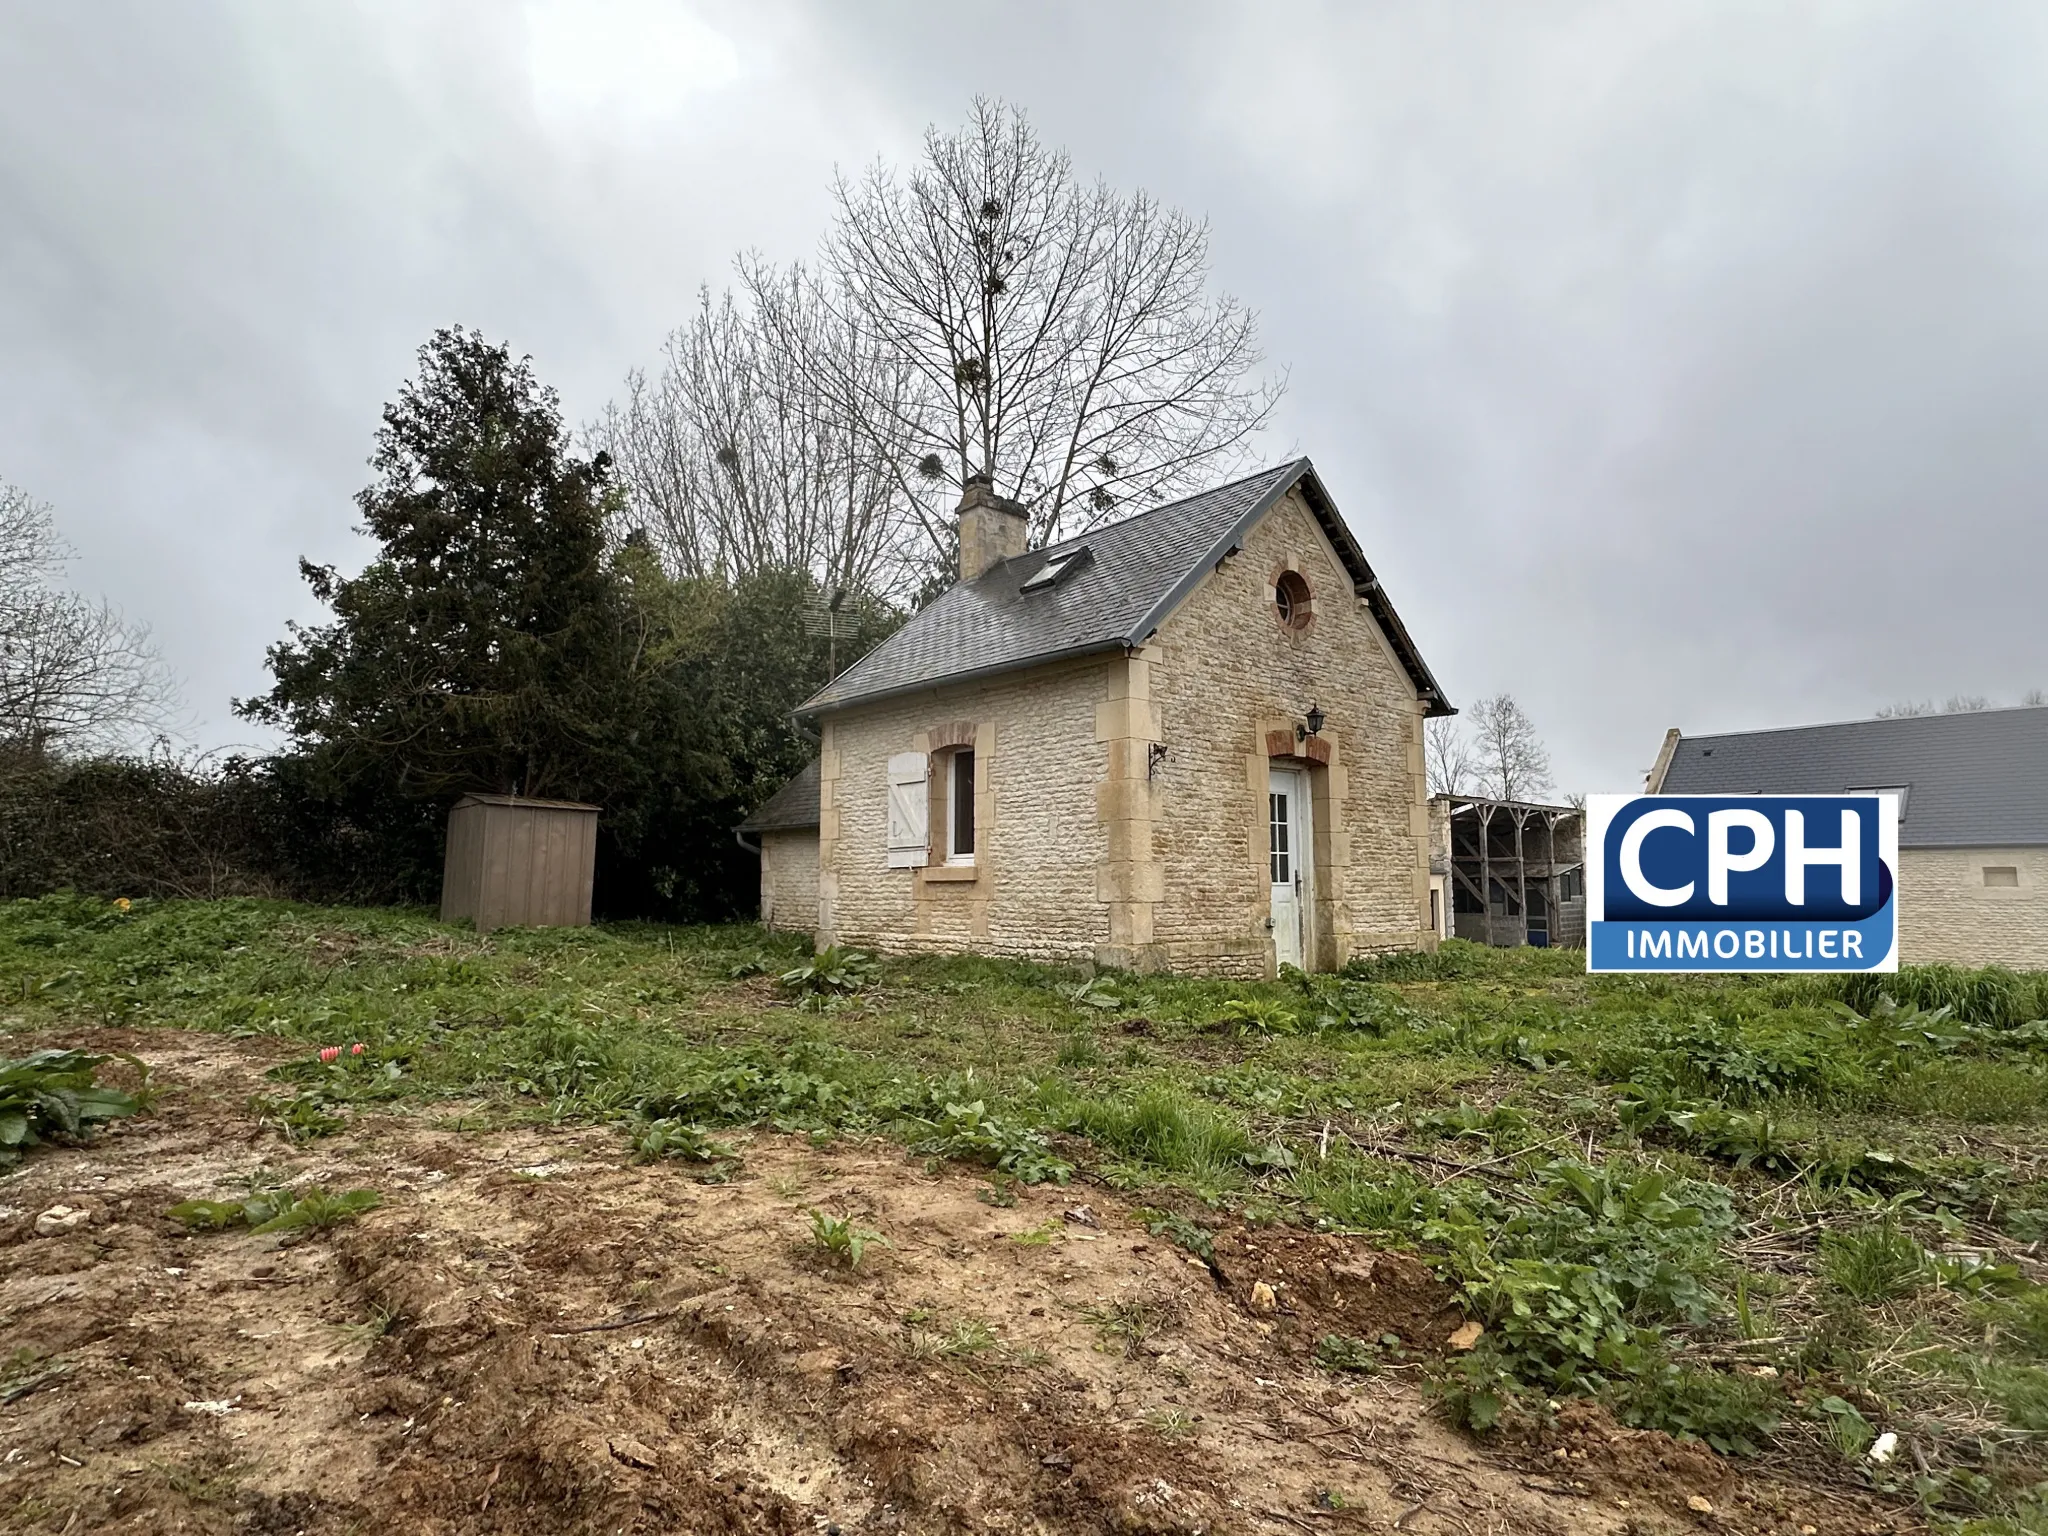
[735,759,820,834]
[798,459,1451,717]
[1655,706,2048,848]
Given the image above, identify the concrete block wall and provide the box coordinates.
[1899,847,2048,969]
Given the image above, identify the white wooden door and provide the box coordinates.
[1268,767,1312,969]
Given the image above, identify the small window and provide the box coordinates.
[1847,786,1910,820]
[1984,866,2020,888]
[1020,546,1091,592]
[1274,570,1312,629]
[947,750,976,862]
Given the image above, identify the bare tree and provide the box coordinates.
[599,100,1283,595]
[1468,694,1553,803]
[1425,714,1478,798]
[1,481,177,757]
[824,98,1282,550]
[1880,694,1994,718]
[2024,688,2046,707]
[590,277,924,596]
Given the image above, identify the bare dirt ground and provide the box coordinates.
[1,1031,1921,1535]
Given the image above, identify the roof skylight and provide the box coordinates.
[1020,545,1091,592]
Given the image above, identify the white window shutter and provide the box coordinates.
[886,752,930,867]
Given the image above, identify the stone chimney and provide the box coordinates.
[956,472,1029,582]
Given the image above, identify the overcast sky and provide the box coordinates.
[4,1,2044,793]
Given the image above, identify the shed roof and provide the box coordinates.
[1654,705,2048,847]
[453,793,599,813]
[797,459,1451,717]
[1434,794,1583,819]
[736,759,821,834]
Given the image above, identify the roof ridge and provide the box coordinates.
[1680,702,2048,743]
[1018,458,1309,562]
[795,455,1447,719]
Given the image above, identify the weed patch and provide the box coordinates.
[628,1118,738,1173]
[169,1186,382,1235]
[779,946,878,1003]
[1608,1359,1784,1456]
[808,1209,883,1269]
[6,897,2048,1522]
[1078,1298,1165,1357]
[1313,1332,1404,1373]
[247,1090,345,1142]
[1821,1224,1929,1303]
[1048,1084,1254,1187]
[0,1047,145,1166]
[905,1093,1071,1184]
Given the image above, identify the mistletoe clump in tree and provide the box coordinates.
[596,98,1285,600]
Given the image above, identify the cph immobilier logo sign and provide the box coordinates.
[1585,794,1899,973]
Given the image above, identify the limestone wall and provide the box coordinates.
[814,486,1433,977]
[1899,846,2048,969]
[1142,488,1432,975]
[817,658,1113,962]
[757,829,819,933]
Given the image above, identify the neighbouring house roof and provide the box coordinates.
[736,759,821,834]
[1652,705,2048,848]
[798,458,1452,717]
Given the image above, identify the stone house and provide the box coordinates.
[734,760,820,934]
[739,459,1452,977]
[1647,706,2048,968]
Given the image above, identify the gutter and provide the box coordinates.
[734,830,762,857]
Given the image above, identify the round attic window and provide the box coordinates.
[1274,570,1312,630]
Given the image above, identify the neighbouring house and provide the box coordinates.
[1647,706,2048,969]
[738,459,1453,976]
[1428,795,1584,948]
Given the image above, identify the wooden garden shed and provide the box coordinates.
[440,793,599,932]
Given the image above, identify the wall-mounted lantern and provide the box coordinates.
[1297,703,1326,742]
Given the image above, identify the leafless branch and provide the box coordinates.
[597,99,1285,595]
[1425,715,1479,798]
[589,274,927,598]
[1466,694,1553,803]
[0,481,179,757]
[826,98,1283,550]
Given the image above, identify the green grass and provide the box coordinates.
[4,896,2048,1520]
[904,1317,1000,1361]
[1821,1224,1931,1302]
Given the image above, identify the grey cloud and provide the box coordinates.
[2,1,2041,790]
